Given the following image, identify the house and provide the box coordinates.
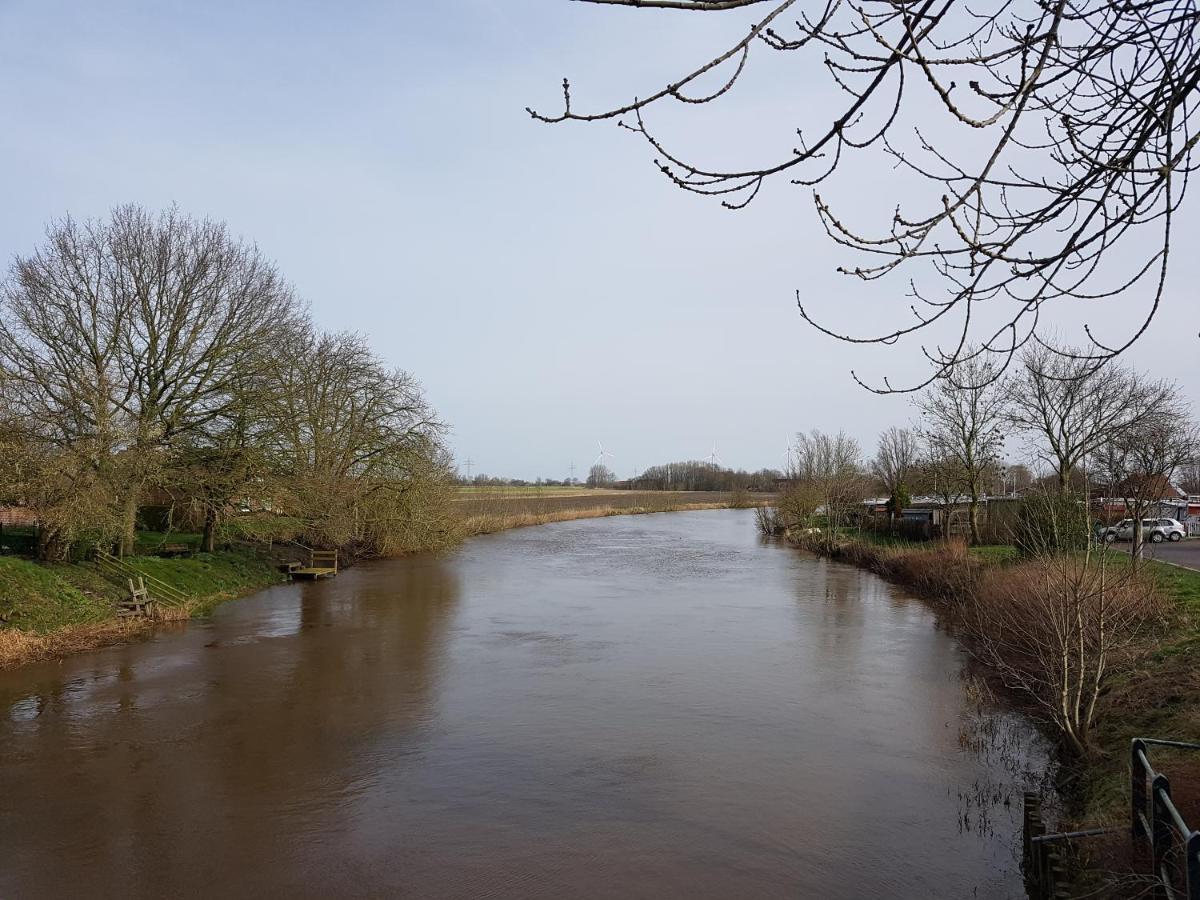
[861,494,1023,539]
[0,506,37,528]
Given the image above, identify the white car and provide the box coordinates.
[1101,518,1186,544]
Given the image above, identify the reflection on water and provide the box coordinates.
[0,510,1047,898]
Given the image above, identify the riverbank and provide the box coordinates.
[0,551,283,669]
[0,495,763,670]
[787,531,1200,891]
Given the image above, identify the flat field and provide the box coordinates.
[454,489,769,535]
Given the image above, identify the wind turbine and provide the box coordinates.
[708,443,722,469]
[594,441,614,468]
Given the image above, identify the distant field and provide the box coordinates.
[454,486,621,499]
[454,489,773,536]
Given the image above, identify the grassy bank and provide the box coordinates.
[789,530,1200,890]
[0,549,283,669]
[0,493,764,669]
[456,489,766,536]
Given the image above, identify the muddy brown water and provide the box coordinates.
[0,510,1048,898]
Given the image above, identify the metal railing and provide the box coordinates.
[1023,793,1118,899]
[1132,738,1200,900]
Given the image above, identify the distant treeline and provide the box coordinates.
[621,462,781,493]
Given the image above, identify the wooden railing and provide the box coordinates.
[95,551,188,608]
[309,549,338,572]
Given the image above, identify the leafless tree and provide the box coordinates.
[917,356,1007,544]
[0,205,297,553]
[1000,463,1034,496]
[1006,344,1175,496]
[166,373,272,554]
[871,426,919,518]
[259,326,453,555]
[792,429,864,541]
[535,2,1200,386]
[586,463,616,488]
[1180,456,1200,496]
[969,543,1164,756]
[1094,400,1198,562]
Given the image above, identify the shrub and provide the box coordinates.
[1013,489,1092,556]
[967,551,1165,756]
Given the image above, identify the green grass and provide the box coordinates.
[133,530,202,553]
[0,547,284,636]
[218,514,304,542]
[968,544,1021,563]
[1145,558,1200,613]
[126,550,281,613]
[0,557,113,632]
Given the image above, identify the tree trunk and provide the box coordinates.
[1058,466,1071,495]
[968,496,982,545]
[35,525,65,562]
[202,505,218,554]
[119,489,140,557]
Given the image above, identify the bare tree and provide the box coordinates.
[0,206,297,554]
[1180,456,1200,496]
[871,426,919,520]
[914,449,967,531]
[1006,344,1174,496]
[969,544,1164,756]
[1002,463,1034,496]
[259,326,452,555]
[586,463,616,487]
[917,357,1007,544]
[1095,400,1198,562]
[535,2,1200,385]
[792,429,864,542]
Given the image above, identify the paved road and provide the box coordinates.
[1116,537,1200,571]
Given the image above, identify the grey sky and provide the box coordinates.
[2,1,1196,479]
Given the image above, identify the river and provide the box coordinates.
[0,509,1048,898]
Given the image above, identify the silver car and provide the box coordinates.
[1101,518,1186,543]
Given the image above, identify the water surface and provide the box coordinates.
[0,510,1046,898]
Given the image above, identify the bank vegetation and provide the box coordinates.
[757,348,1199,896]
[0,205,458,563]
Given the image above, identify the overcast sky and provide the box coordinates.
[2,1,1197,479]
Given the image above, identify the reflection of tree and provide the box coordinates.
[0,556,461,896]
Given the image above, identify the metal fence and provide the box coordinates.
[1132,738,1200,900]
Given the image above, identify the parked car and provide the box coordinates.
[1100,518,1186,543]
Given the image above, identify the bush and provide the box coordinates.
[968,552,1165,755]
[728,488,755,509]
[755,505,783,535]
[1013,490,1092,557]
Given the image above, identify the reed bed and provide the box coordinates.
[0,618,156,669]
